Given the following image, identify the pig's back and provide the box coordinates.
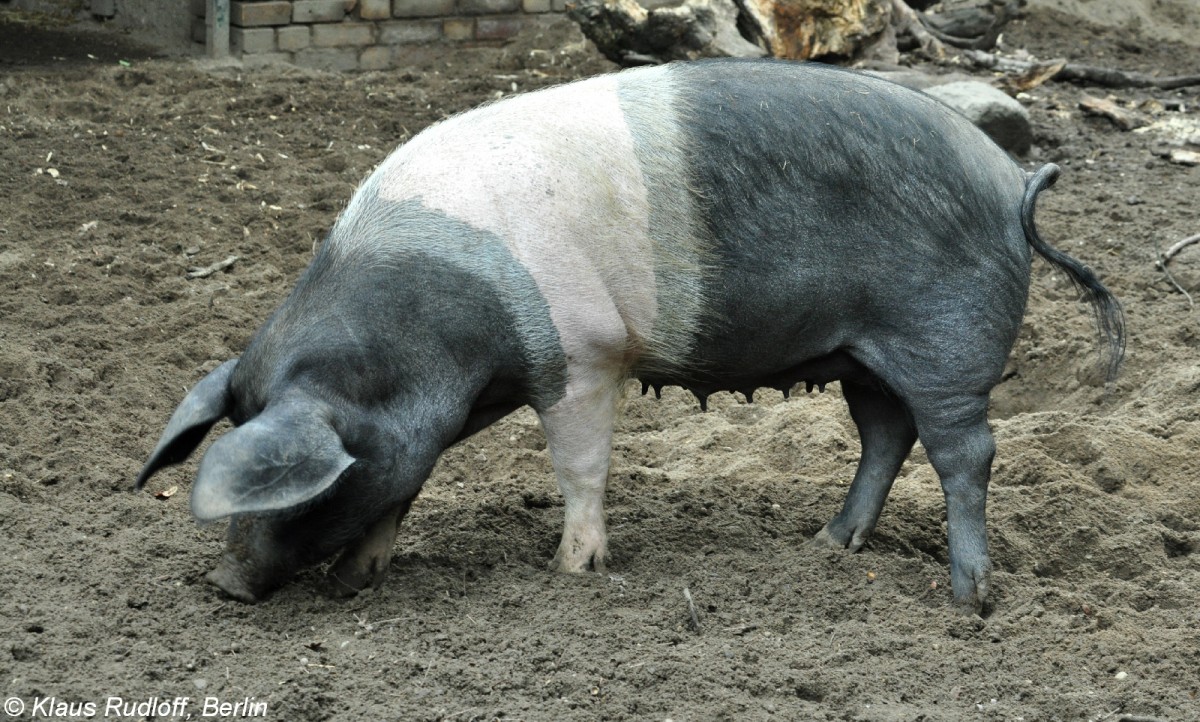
[334,60,1031,390]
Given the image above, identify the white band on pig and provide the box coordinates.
[359,68,708,390]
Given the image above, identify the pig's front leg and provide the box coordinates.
[325,499,413,597]
[539,372,623,574]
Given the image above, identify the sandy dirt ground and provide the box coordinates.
[1,4,1198,721]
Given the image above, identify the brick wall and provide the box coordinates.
[190,0,569,70]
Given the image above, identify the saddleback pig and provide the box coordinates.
[136,59,1124,614]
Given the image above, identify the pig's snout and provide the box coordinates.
[204,517,297,604]
[206,552,274,604]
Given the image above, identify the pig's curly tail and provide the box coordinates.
[1022,163,1126,383]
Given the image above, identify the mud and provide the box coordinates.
[1,7,1198,721]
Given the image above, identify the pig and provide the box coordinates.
[136,58,1124,614]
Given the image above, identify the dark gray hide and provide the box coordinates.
[633,61,1122,613]
[137,202,563,602]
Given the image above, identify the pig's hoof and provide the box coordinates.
[951,563,990,617]
[953,596,984,617]
[205,566,261,604]
[811,520,871,552]
[549,542,608,575]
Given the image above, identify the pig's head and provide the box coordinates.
[135,190,555,602]
[133,262,470,602]
[134,351,435,601]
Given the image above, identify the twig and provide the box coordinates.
[1093,707,1121,722]
[961,49,1200,90]
[1160,232,1200,265]
[1154,233,1199,308]
[682,587,701,633]
[420,653,439,686]
[1152,236,1190,305]
[1116,716,1169,722]
[724,624,758,635]
[186,255,239,279]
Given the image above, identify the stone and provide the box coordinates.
[393,0,455,16]
[358,0,392,19]
[522,0,550,12]
[276,25,312,51]
[379,19,443,43]
[925,81,1033,155]
[475,15,523,40]
[358,46,394,69]
[231,1,293,27]
[231,27,277,54]
[862,69,977,92]
[442,17,475,40]
[292,0,347,22]
[294,47,360,70]
[457,0,519,15]
[312,22,376,46]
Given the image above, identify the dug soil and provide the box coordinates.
[1,6,1197,721]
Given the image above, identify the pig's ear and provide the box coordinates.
[136,360,238,490]
[190,400,355,521]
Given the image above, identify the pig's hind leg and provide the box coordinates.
[538,372,624,574]
[841,341,1003,615]
[906,392,996,615]
[813,380,917,552]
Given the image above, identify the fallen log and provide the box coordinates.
[566,0,766,65]
[962,49,1200,90]
[737,0,892,62]
[570,0,1018,67]
[888,0,944,59]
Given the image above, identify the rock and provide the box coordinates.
[864,73,1033,154]
[863,68,977,91]
[924,81,1032,155]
